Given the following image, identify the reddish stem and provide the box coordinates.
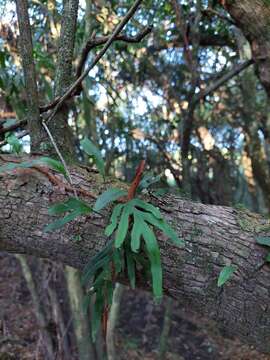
[127,160,146,200]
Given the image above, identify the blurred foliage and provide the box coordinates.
[1,0,270,214]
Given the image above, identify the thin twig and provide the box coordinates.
[76,25,152,79]
[42,121,78,198]
[194,59,254,104]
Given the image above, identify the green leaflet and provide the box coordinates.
[138,172,162,191]
[130,210,144,252]
[142,223,162,299]
[82,239,114,286]
[82,246,112,286]
[131,198,162,219]
[256,236,270,247]
[140,212,184,247]
[5,133,22,154]
[91,287,104,341]
[94,188,127,212]
[80,193,183,333]
[115,204,132,248]
[0,157,66,176]
[105,203,124,236]
[44,209,83,232]
[113,248,123,274]
[126,250,136,289]
[92,269,109,289]
[81,137,105,177]
[266,253,270,263]
[85,239,113,270]
[45,198,92,232]
[217,265,237,287]
[48,202,70,215]
[48,197,92,216]
[82,255,111,286]
[38,157,66,176]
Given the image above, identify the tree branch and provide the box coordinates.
[194,59,254,104]
[76,25,153,80]
[147,33,235,54]
[0,155,270,353]
[42,0,144,122]
[40,24,152,115]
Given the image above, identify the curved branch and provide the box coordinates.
[221,0,270,97]
[0,155,270,353]
[76,25,153,80]
[42,0,144,124]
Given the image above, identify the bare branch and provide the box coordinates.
[195,59,254,104]
[43,0,144,124]
[76,25,153,79]
[39,25,152,113]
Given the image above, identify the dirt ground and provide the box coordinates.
[0,252,269,360]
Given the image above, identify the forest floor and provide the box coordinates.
[0,252,269,360]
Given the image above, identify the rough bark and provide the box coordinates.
[15,0,45,151]
[0,156,270,352]
[222,0,270,97]
[46,0,79,160]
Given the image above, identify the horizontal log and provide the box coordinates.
[0,155,270,352]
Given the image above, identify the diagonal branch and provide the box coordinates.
[39,24,152,113]
[194,59,254,104]
[76,25,152,79]
[42,0,144,124]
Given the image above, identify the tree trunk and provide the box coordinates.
[15,255,55,359]
[0,156,270,353]
[222,0,270,97]
[65,266,96,360]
